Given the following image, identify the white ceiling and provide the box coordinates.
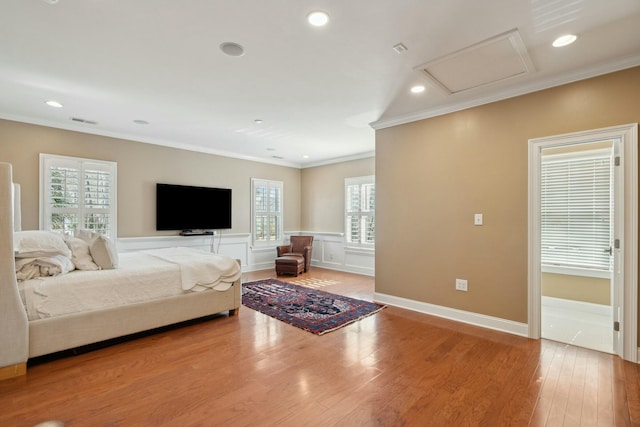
[1,0,639,168]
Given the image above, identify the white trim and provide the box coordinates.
[0,113,372,169]
[117,230,375,275]
[371,54,640,130]
[528,123,638,362]
[541,265,612,280]
[288,231,344,237]
[374,292,528,337]
[302,151,375,169]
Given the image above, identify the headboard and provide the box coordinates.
[12,182,21,232]
[0,162,29,373]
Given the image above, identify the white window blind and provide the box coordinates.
[540,150,612,271]
[251,178,283,245]
[345,176,375,246]
[40,154,117,241]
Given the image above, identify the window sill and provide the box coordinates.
[541,264,612,279]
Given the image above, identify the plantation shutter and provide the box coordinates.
[41,154,117,241]
[252,178,283,244]
[345,176,375,246]
[540,152,612,271]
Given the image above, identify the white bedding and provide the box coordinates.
[19,248,241,321]
[15,254,75,281]
[144,247,240,291]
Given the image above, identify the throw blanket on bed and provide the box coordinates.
[143,247,241,291]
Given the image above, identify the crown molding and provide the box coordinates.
[300,151,376,169]
[371,54,640,130]
[0,113,304,169]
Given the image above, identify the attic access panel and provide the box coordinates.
[415,29,535,95]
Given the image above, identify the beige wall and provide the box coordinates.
[541,273,610,305]
[0,119,301,237]
[300,157,375,232]
[375,66,640,324]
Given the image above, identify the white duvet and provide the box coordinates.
[144,247,240,291]
[15,254,75,281]
[19,248,241,321]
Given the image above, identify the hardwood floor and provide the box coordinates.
[2,268,640,426]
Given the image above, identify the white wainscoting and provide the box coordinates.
[118,231,375,275]
[286,232,374,276]
[118,233,251,268]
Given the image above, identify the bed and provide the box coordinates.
[0,162,242,380]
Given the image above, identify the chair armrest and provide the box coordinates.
[303,245,313,259]
[276,245,291,257]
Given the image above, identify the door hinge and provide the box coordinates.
[615,239,620,249]
[615,156,621,166]
[614,321,620,332]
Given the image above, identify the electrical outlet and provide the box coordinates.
[474,213,483,225]
[455,279,468,292]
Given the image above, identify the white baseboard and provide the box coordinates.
[374,292,529,337]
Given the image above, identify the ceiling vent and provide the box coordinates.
[414,29,535,95]
[393,43,408,54]
[71,117,98,125]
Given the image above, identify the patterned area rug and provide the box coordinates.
[242,279,385,335]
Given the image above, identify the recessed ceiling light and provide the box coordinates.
[220,42,245,57]
[307,11,329,27]
[266,148,276,151]
[43,0,59,4]
[254,119,263,124]
[552,34,577,47]
[45,100,63,108]
[133,119,149,125]
[303,155,309,159]
[410,85,426,94]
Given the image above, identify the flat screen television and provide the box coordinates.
[156,183,232,232]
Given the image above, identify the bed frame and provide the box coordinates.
[0,162,241,380]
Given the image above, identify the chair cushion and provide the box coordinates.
[276,255,304,266]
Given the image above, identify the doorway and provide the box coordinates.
[539,141,614,353]
[528,123,638,362]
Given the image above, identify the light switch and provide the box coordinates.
[474,213,483,225]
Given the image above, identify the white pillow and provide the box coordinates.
[74,229,119,270]
[89,235,119,270]
[66,237,100,271]
[14,230,72,259]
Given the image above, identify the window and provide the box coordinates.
[251,178,283,245]
[345,176,375,246]
[40,154,117,241]
[540,149,612,273]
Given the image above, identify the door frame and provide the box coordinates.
[528,123,638,362]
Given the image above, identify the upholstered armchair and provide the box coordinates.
[276,235,314,272]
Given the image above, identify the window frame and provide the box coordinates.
[345,175,375,248]
[39,153,117,241]
[251,178,284,246]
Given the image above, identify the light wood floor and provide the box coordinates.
[2,268,640,426]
